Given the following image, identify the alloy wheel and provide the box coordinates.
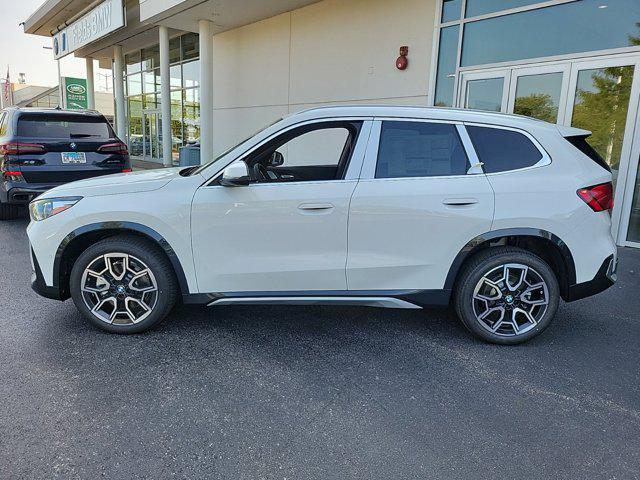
[80,253,159,325]
[471,263,549,337]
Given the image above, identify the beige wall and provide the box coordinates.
[211,0,437,154]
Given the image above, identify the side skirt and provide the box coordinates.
[182,289,452,309]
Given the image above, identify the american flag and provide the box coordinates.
[3,67,10,105]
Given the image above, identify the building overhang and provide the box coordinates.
[139,0,321,34]
[24,0,321,66]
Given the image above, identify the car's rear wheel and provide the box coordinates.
[0,201,23,220]
[454,247,559,345]
[69,236,178,334]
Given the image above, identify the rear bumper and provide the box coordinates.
[1,182,60,204]
[565,254,617,302]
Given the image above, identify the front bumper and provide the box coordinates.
[30,248,63,301]
[566,254,617,302]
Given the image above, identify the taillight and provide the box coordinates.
[98,142,129,155]
[2,171,24,182]
[577,182,614,212]
[122,168,132,173]
[0,142,45,155]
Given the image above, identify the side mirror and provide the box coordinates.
[220,161,250,187]
[268,151,285,167]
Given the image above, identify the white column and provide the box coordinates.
[199,20,214,164]
[85,57,95,110]
[113,44,126,140]
[159,26,173,167]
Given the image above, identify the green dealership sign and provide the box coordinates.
[62,77,88,110]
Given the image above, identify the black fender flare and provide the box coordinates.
[443,228,576,291]
[54,221,190,297]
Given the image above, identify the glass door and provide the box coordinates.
[564,56,640,247]
[459,69,510,112]
[142,109,163,163]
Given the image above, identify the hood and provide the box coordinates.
[40,167,185,199]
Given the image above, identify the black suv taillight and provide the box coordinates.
[577,182,614,212]
[2,170,24,182]
[0,142,45,155]
[98,142,129,155]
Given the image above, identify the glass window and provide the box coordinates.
[127,73,142,96]
[144,93,158,109]
[461,0,640,67]
[465,0,542,18]
[376,121,469,178]
[181,33,199,61]
[434,25,459,107]
[169,37,181,64]
[441,0,462,22]
[465,77,503,112]
[513,72,563,123]
[245,123,361,182]
[467,126,542,173]
[182,60,200,88]
[17,114,112,139]
[143,69,160,94]
[126,51,141,74]
[183,88,200,144]
[141,45,160,70]
[128,96,144,156]
[171,90,183,152]
[277,128,350,168]
[170,64,182,89]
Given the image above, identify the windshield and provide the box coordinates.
[191,118,282,176]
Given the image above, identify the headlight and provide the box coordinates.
[29,197,82,222]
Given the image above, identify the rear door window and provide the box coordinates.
[466,125,543,173]
[375,121,469,178]
[17,114,112,139]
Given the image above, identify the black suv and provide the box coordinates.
[0,108,131,220]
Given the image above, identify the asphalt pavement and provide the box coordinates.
[1,215,639,479]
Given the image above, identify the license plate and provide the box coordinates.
[61,152,86,164]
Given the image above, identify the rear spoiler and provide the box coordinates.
[557,125,591,137]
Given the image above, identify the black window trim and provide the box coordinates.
[462,122,552,175]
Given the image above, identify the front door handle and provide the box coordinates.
[442,198,479,206]
[298,203,335,211]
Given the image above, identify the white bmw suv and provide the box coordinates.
[27,106,617,344]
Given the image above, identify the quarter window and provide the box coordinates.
[466,125,543,173]
[375,121,469,178]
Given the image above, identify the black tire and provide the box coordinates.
[454,247,560,345]
[0,201,23,220]
[69,235,178,334]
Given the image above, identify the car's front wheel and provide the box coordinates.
[69,236,178,334]
[454,247,560,345]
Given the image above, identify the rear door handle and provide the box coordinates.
[442,198,479,206]
[298,203,334,211]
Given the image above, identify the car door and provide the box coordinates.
[347,119,495,292]
[191,119,372,294]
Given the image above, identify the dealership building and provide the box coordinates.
[23,0,640,248]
